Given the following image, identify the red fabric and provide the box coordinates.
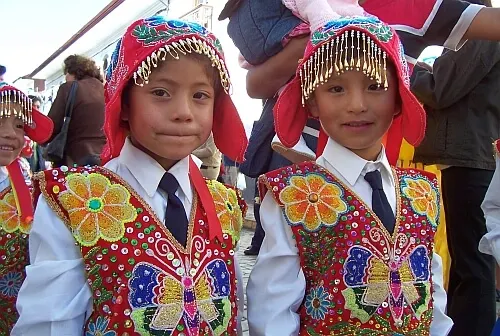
[6,160,33,223]
[363,0,438,30]
[274,18,425,165]
[261,161,439,334]
[189,157,223,241]
[495,139,500,157]
[101,18,247,165]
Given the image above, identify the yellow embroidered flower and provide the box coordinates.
[58,173,137,246]
[279,173,348,231]
[207,180,243,243]
[0,191,31,234]
[402,177,438,227]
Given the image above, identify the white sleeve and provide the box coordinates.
[12,196,93,336]
[247,192,305,336]
[430,252,453,336]
[479,156,500,264]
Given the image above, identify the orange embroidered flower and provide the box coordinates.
[207,180,243,243]
[402,177,438,227]
[279,174,348,231]
[0,191,31,234]
[58,173,137,246]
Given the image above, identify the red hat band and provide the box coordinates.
[275,16,425,162]
[102,17,247,164]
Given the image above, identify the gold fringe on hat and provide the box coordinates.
[299,30,388,106]
[133,37,231,93]
[0,90,33,126]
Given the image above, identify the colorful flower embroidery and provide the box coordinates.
[401,177,439,228]
[305,286,331,320]
[58,173,137,246]
[0,191,31,234]
[0,271,23,298]
[207,180,243,243]
[279,173,348,231]
[86,316,117,336]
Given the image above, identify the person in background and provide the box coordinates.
[0,65,6,82]
[26,96,47,173]
[46,55,106,167]
[410,2,499,330]
[192,132,222,180]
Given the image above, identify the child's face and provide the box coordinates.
[310,65,398,161]
[123,55,215,170]
[0,104,26,166]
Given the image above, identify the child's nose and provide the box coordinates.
[172,100,194,121]
[347,91,367,113]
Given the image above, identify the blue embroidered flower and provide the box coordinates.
[304,286,331,320]
[86,316,116,336]
[144,15,168,27]
[106,38,122,82]
[322,15,380,32]
[0,271,23,298]
[167,19,189,29]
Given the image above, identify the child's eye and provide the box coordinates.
[15,120,24,129]
[368,83,384,91]
[152,89,170,97]
[193,92,210,100]
[329,86,344,93]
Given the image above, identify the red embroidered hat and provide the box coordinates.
[0,82,54,144]
[102,16,248,164]
[274,16,425,164]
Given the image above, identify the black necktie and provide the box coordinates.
[158,173,188,247]
[364,170,395,234]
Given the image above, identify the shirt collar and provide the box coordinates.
[117,138,201,200]
[320,138,394,186]
[0,167,8,184]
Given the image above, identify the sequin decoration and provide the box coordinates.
[58,173,138,246]
[206,180,243,244]
[401,176,439,228]
[342,235,431,326]
[279,173,348,231]
[129,258,232,335]
[0,190,31,234]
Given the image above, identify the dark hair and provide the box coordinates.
[29,95,42,104]
[0,65,6,76]
[64,55,103,82]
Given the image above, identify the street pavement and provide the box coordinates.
[237,228,257,336]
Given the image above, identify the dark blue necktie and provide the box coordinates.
[159,173,188,247]
[364,170,395,234]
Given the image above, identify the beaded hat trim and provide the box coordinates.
[0,87,33,126]
[133,37,231,93]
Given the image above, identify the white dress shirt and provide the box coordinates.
[478,156,500,264]
[0,166,10,193]
[13,138,244,336]
[247,138,452,336]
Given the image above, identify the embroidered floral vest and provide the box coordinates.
[260,162,440,336]
[0,186,32,335]
[36,166,245,336]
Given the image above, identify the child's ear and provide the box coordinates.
[307,97,320,118]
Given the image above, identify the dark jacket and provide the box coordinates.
[411,40,500,170]
[47,77,106,167]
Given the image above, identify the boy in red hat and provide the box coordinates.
[13,17,248,336]
[0,82,53,334]
[247,14,451,336]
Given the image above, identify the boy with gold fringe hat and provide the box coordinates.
[13,17,248,336]
[0,82,53,334]
[247,8,451,336]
